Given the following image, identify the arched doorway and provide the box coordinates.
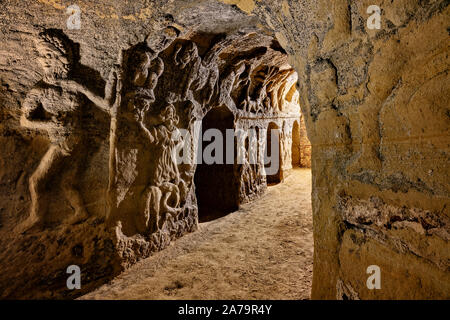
[292,120,301,168]
[194,106,238,222]
[265,122,281,185]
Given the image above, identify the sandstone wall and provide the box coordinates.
[0,0,301,298]
[0,0,448,299]
[248,0,450,299]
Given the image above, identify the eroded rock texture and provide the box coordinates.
[0,0,301,298]
[0,0,448,299]
[253,0,449,299]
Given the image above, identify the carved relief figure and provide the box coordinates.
[107,42,166,235]
[220,61,247,110]
[126,46,164,102]
[18,28,296,243]
[281,121,293,170]
[174,42,201,100]
[19,30,98,230]
[193,39,229,107]
[138,103,187,233]
[107,33,197,238]
[237,129,256,200]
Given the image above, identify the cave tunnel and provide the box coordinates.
[265,122,282,185]
[0,0,447,302]
[194,105,239,222]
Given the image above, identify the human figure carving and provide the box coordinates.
[104,32,202,236]
[173,39,226,107]
[124,99,186,234]
[140,103,187,232]
[104,42,168,234]
[19,30,105,230]
[220,61,247,109]
[125,45,164,102]
[194,38,229,106]
[174,42,202,100]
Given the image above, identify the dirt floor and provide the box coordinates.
[80,168,313,300]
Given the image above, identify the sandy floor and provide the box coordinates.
[80,168,313,300]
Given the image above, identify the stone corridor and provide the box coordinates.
[1,0,448,300]
[81,169,313,300]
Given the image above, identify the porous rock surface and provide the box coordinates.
[0,0,448,299]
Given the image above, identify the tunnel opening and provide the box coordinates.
[194,105,239,222]
[265,122,282,185]
[0,0,315,299]
[292,119,301,168]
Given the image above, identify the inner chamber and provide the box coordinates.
[188,29,307,222]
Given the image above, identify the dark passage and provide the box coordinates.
[265,122,281,185]
[194,106,238,222]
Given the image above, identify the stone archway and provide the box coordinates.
[194,105,238,222]
[265,121,282,185]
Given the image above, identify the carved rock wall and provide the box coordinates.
[248,0,449,299]
[0,0,301,298]
[0,0,448,299]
